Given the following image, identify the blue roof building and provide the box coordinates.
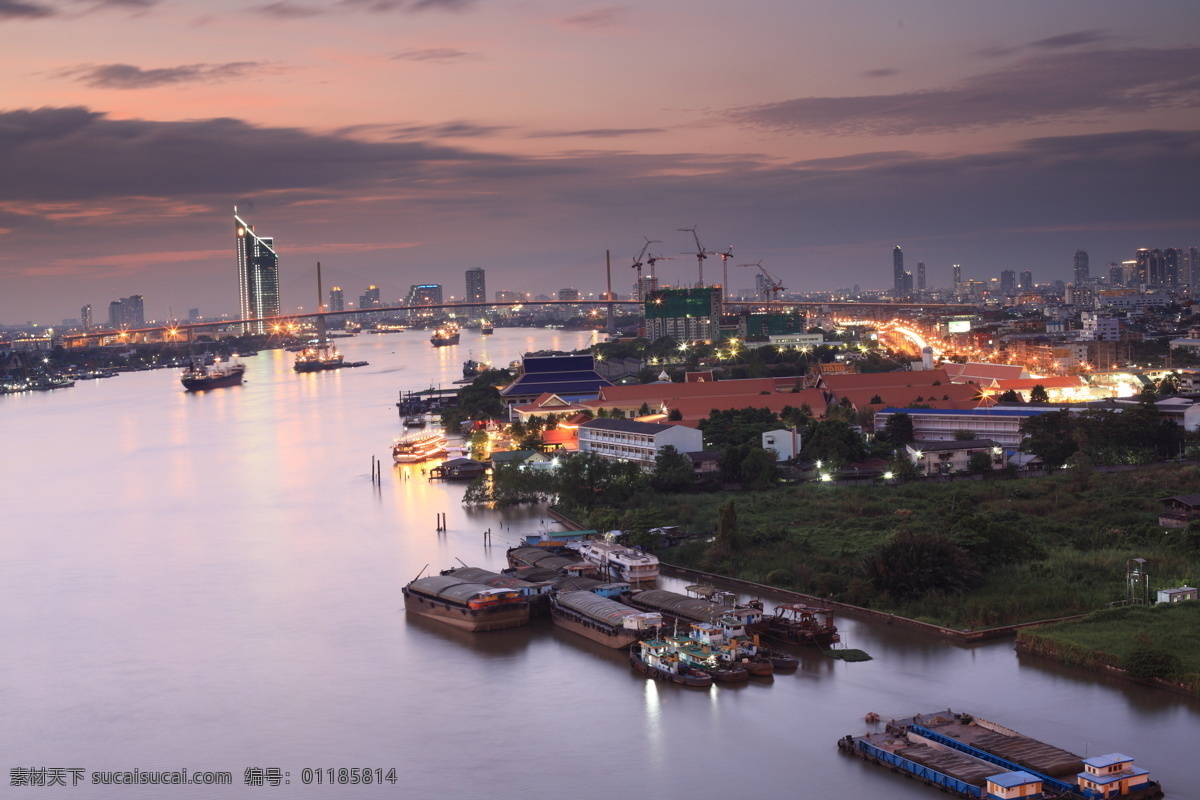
[501,354,612,407]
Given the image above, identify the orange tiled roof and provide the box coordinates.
[817,369,951,392]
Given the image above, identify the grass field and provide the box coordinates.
[579,464,1200,628]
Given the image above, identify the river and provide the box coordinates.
[1,328,1195,799]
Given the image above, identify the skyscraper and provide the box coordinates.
[359,285,381,310]
[1164,248,1180,287]
[1019,271,1033,290]
[329,287,345,313]
[80,304,92,330]
[1073,249,1089,285]
[892,246,905,296]
[952,264,962,287]
[1000,270,1016,295]
[465,268,486,304]
[107,295,144,328]
[916,262,926,291]
[1190,247,1199,288]
[235,209,280,334]
[1149,249,1165,285]
[1135,249,1150,285]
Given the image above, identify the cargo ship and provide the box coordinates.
[838,710,1162,800]
[442,566,552,617]
[181,359,245,391]
[550,591,662,648]
[293,343,344,372]
[402,574,530,632]
[430,324,460,347]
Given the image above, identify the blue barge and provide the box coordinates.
[837,710,1163,800]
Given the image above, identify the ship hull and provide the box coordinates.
[550,605,640,649]
[628,649,712,687]
[181,367,245,391]
[402,587,529,632]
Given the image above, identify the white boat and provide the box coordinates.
[392,431,447,463]
[576,540,659,584]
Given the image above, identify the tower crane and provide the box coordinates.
[630,237,661,284]
[678,227,714,287]
[739,260,786,300]
[715,246,734,301]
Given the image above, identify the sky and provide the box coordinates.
[3,0,1200,325]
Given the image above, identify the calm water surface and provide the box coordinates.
[2,329,1196,799]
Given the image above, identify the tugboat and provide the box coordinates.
[430,323,460,347]
[480,320,494,335]
[629,640,713,687]
[181,358,245,391]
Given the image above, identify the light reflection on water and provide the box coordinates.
[1,328,1197,798]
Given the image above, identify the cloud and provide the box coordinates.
[0,0,155,20]
[339,0,475,12]
[526,128,666,139]
[252,1,322,18]
[390,47,472,63]
[0,0,54,18]
[860,68,898,79]
[558,5,627,30]
[725,47,1200,135]
[54,62,270,89]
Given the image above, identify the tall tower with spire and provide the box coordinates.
[235,208,280,334]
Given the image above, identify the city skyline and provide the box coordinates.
[2,2,1200,324]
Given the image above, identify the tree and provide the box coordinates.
[1029,384,1050,403]
[1124,633,1182,680]
[1020,408,1077,468]
[667,407,683,421]
[878,412,914,447]
[739,446,780,489]
[803,419,868,465]
[637,401,652,416]
[1158,372,1181,395]
[998,389,1023,403]
[650,445,695,492]
[861,530,981,600]
[967,451,992,474]
[704,499,742,571]
[953,429,977,441]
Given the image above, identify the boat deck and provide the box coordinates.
[905,712,1083,779]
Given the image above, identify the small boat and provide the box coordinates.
[181,359,245,391]
[293,343,343,372]
[430,324,460,347]
[480,322,494,335]
[673,623,762,680]
[462,357,487,378]
[404,415,427,428]
[392,430,447,463]
[629,640,713,687]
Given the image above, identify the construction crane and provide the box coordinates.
[645,252,673,280]
[678,227,714,287]
[629,237,661,284]
[715,246,734,301]
[739,260,786,300]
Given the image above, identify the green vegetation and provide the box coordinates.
[1020,402,1184,467]
[824,649,872,662]
[1018,602,1200,695]
[603,465,1200,628]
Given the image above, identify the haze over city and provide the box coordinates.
[3,0,1200,324]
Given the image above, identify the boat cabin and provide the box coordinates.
[985,771,1043,800]
[689,622,727,647]
[1076,754,1152,798]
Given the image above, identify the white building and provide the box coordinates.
[1081,312,1120,341]
[761,428,801,461]
[577,418,704,471]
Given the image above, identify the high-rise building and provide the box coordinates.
[1148,249,1165,285]
[558,288,580,302]
[235,209,280,334]
[359,285,381,310]
[495,290,522,303]
[107,294,144,328]
[1135,248,1150,285]
[755,272,773,300]
[644,287,722,343]
[1164,248,1180,287]
[916,262,926,291]
[892,246,905,296]
[1073,249,1089,285]
[952,264,962,288]
[1190,247,1200,288]
[329,287,345,313]
[1000,270,1017,295]
[1107,263,1123,286]
[1019,271,1033,290]
[80,304,92,330]
[465,268,486,304]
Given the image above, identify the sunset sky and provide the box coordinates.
[3,0,1200,325]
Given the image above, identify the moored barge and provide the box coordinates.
[620,588,768,635]
[766,602,839,646]
[442,566,552,617]
[402,574,530,632]
[838,710,1162,800]
[550,591,662,648]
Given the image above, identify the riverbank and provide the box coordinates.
[559,464,1200,629]
[1015,603,1200,699]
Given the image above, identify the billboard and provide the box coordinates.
[948,320,972,333]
